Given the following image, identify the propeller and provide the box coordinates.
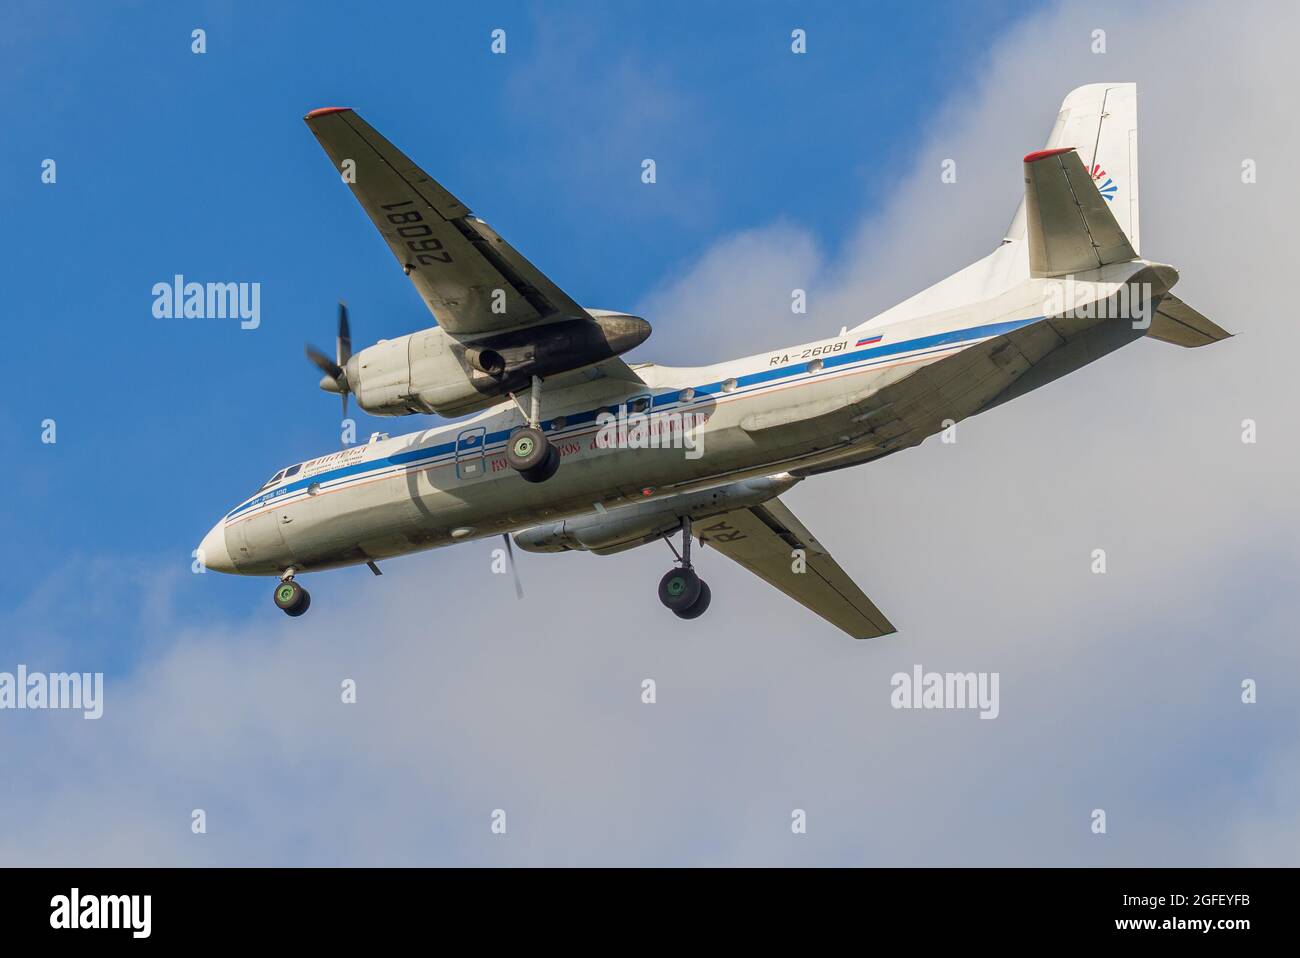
[306,301,354,426]
[501,533,525,600]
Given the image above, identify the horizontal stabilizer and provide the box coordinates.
[1147,294,1231,347]
[1024,147,1136,277]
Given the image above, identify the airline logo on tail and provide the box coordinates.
[1091,164,1118,201]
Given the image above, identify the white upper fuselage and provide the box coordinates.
[199,253,1162,577]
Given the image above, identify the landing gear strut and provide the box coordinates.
[659,516,711,620]
[274,570,311,617]
[507,375,559,483]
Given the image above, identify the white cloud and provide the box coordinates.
[3,0,1299,865]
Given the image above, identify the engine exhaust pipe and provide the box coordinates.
[464,347,506,377]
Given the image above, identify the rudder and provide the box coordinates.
[1006,83,1139,255]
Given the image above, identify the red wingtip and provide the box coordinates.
[304,106,351,120]
[1023,147,1074,163]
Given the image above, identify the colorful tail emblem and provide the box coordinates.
[856,335,883,347]
[1091,164,1117,202]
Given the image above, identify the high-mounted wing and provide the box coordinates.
[695,497,895,640]
[304,107,588,337]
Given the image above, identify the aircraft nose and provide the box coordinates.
[199,522,236,574]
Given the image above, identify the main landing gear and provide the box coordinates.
[273,569,311,617]
[507,375,560,483]
[658,516,712,621]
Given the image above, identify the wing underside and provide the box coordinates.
[304,108,588,337]
[695,497,895,640]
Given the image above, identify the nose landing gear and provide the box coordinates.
[273,571,311,617]
[658,517,712,620]
[506,375,560,483]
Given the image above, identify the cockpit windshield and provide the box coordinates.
[254,463,304,495]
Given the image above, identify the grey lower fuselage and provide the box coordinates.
[206,261,1161,577]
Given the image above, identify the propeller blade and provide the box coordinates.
[502,533,524,600]
[312,303,354,449]
[337,301,352,367]
[305,343,343,382]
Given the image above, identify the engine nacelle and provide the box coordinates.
[513,475,800,556]
[344,312,651,418]
[347,327,494,418]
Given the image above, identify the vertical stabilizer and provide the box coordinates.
[1006,83,1139,255]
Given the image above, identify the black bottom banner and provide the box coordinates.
[0,866,1281,943]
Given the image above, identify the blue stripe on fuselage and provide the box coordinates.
[225,315,1040,521]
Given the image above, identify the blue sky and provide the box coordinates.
[3,0,1298,867]
[2,0,1038,632]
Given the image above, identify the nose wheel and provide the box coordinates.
[274,574,311,617]
[507,375,560,483]
[658,517,711,620]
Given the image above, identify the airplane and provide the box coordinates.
[198,83,1229,637]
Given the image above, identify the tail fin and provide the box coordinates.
[850,84,1144,333]
[1006,83,1140,255]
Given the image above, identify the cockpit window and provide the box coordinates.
[254,463,304,494]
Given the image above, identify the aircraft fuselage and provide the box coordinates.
[199,261,1160,577]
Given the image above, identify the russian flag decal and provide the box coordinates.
[856,335,882,347]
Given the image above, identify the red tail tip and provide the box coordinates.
[304,106,351,120]
[1023,147,1074,163]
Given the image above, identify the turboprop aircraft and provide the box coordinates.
[198,84,1229,636]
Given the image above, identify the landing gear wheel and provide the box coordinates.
[658,567,702,612]
[520,444,560,483]
[274,579,311,617]
[506,427,550,473]
[673,580,711,620]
